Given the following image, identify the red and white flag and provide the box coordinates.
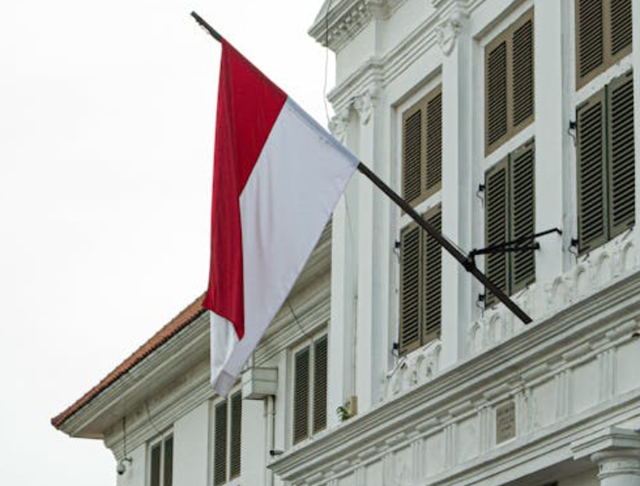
[205,40,359,395]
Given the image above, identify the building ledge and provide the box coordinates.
[270,268,640,485]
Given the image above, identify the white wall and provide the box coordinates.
[116,444,145,486]
[173,402,209,486]
[240,399,268,486]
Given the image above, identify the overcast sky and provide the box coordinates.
[0,1,333,484]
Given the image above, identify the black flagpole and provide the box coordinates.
[189,11,533,326]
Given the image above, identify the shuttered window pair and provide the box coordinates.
[149,434,173,486]
[485,9,535,155]
[402,85,443,206]
[398,205,442,354]
[577,71,635,254]
[576,0,633,89]
[292,335,328,444]
[485,141,536,305]
[213,392,243,486]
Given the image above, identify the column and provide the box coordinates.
[592,451,640,486]
[572,427,640,486]
[439,8,473,366]
[533,0,568,282]
[328,107,358,426]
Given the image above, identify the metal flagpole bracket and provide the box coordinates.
[468,228,562,266]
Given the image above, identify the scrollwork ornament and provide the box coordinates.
[354,88,379,125]
[436,9,466,56]
[329,108,351,143]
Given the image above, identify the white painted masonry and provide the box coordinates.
[173,403,208,486]
[56,1,640,486]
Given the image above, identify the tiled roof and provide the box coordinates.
[51,293,207,430]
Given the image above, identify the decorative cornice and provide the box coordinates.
[309,0,409,52]
[325,0,481,111]
[327,57,385,113]
[572,427,640,461]
[309,0,370,52]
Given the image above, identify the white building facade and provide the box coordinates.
[53,1,640,486]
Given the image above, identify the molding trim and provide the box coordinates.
[572,427,640,460]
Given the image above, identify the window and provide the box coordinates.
[292,335,328,444]
[484,140,536,305]
[485,9,535,155]
[149,434,173,486]
[213,392,242,486]
[576,70,635,253]
[398,205,442,354]
[402,85,443,206]
[575,0,633,89]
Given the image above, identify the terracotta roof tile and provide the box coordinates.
[51,293,207,430]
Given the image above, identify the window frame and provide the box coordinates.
[575,69,635,254]
[401,84,443,207]
[575,0,633,90]
[571,0,634,257]
[290,332,329,446]
[484,139,536,306]
[211,390,243,486]
[147,431,173,486]
[397,204,443,355]
[484,7,535,156]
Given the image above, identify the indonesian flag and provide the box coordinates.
[205,40,359,395]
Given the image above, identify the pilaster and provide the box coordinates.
[533,0,568,283]
[440,9,472,366]
[328,107,359,426]
[354,84,389,412]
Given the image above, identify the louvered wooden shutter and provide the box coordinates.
[402,105,424,205]
[509,142,536,293]
[213,401,228,486]
[312,336,328,433]
[511,13,534,130]
[425,87,443,197]
[229,392,242,479]
[163,436,173,486]
[607,71,635,238]
[485,159,510,305]
[609,0,633,63]
[486,39,509,153]
[399,224,421,354]
[293,346,310,444]
[576,0,605,87]
[577,0,633,88]
[485,10,535,154]
[577,90,608,253]
[422,207,442,343]
[150,443,162,486]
